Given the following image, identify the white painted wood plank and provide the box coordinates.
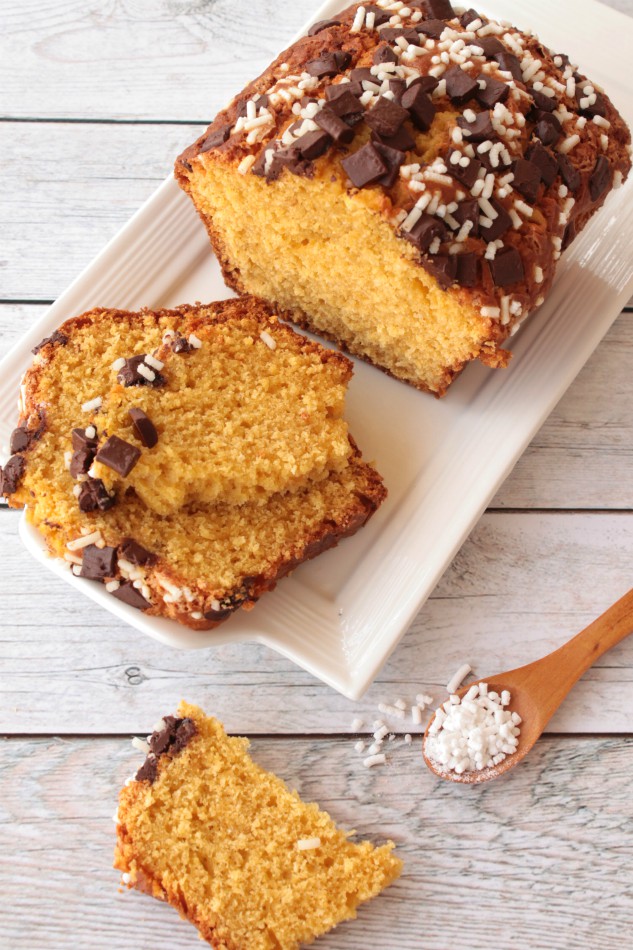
[0,735,631,949]
[1,509,632,735]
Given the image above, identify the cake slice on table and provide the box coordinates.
[1,299,386,630]
[175,0,631,396]
[115,702,402,949]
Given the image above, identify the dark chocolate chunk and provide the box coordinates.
[562,219,577,251]
[365,96,410,138]
[325,80,363,101]
[416,19,447,39]
[119,538,157,567]
[512,158,541,204]
[305,50,351,79]
[476,75,509,109]
[204,605,234,621]
[589,155,611,202]
[444,66,479,105]
[378,27,418,43]
[457,110,493,142]
[77,477,115,513]
[372,125,416,153]
[494,51,523,83]
[423,253,457,290]
[577,89,607,118]
[32,329,68,355]
[325,90,364,119]
[479,199,513,242]
[274,144,314,179]
[70,427,98,478]
[252,144,282,182]
[314,108,355,145]
[419,0,455,18]
[72,427,98,453]
[526,142,558,188]
[0,455,25,496]
[557,153,581,193]
[453,198,480,238]
[80,544,117,580]
[407,75,440,96]
[403,214,448,252]
[110,581,151,611]
[10,427,31,454]
[134,755,158,783]
[388,78,407,104]
[363,4,393,26]
[200,123,232,153]
[447,150,482,189]
[128,408,158,449]
[490,246,525,287]
[117,355,165,388]
[478,37,505,58]
[350,67,379,86]
[148,716,197,758]
[170,335,193,353]
[295,129,332,160]
[460,8,485,27]
[341,142,388,188]
[401,84,436,131]
[236,94,269,117]
[534,111,562,147]
[529,87,556,113]
[374,142,405,188]
[95,435,141,478]
[307,17,342,35]
[455,252,480,287]
[373,43,398,65]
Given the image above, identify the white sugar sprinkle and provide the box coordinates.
[188,334,203,349]
[81,396,102,412]
[144,353,164,371]
[355,740,366,753]
[259,330,277,351]
[296,837,321,850]
[378,702,406,720]
[111,357,126,372]
[137,363,155,382]
[446,664,472,694]
[67,530,103,551]
[131,736,150,753]
[350,717,364,732]
[363,753,386,768]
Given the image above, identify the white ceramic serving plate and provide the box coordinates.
[1,0,632,699]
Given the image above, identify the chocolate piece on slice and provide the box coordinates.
[512,158,541,203]
[476,76,509,109]
[307,18,341,35]
[403,214,448,252]
[387,78,407,104]
[372,125,415,153]
[80,543,117,580]
[204,604,235,621]
[589,155,611,201]
[419,0,455,18]
[453,198,480,238]
[444,66,478,105]
[0,455,25,496]
[478,37,505,58]
[534,112,562,147]
[457,110,493,142]
[117,355,165,388]
[489,246,525,287]
[364,4,393,27]
[401,84,436,131]
[305,51,351,79]
[326,81,363,102]
[479,199,513,242]
[32,330,68,355]
[447,150,482,189]
[110,581,151,611]
[128,408,158,449]
[95,435,141,478]
[325,91,363,119]
[341,143,388,188]
[374,143,405,188]
[170,335,193,353]
[149,716,198,757]
[365,97,409,138]
[460,8,484,27]
[10,427,32,454]
[350,68,378,85]
[314,108,355,145]
[378,28,418,44]
[200,124,232,153]
[494,51,522,83]
[70,426,98,478]
[373,43,398,65]
[295,129,332,160]
[529,87,556,113]
[422,253,457,290]
[526,143,558,188]
[119,538,157,567]
[455,252,480,287]
[557,153,581,192]
[576,88,607,118]
[77,477,115,513]
[416,19,447,39]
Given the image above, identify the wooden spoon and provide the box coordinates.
[423,588,633,785]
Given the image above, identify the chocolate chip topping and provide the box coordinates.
[526,143,559,188]
[444,66,479,105]
[420,0,455,18]
[119,538,157,566]
[305,50,350,79]
[371,125,416,153]
[307,18,341,35]
[454,198,480,238]
[494,51,523,83]
[534,112,563,147]
[577,89,607,119]
[364,96,409,139]
[447,150,482,189]
[110,581,151,611]
[512,158,542,204]
[416,18,447,39]
[530,87,556,114]
[326,80,363,102]
[460,8,484,27]
[455,252,480,287]
[200,123,232,153]
[373,43,398,66]
[403,214,448,252]
[314,108,355,145]
[478,37,505,58]
[95,435,141,478]
[79,544,117,580]
[135,716,198,783]
[590,155,611,202]
[32,330,68,355]
[479,199,513,242]
[204,605,235,621]
[325,90,363,119]
[457,110,493,142]
[423,254,457,290]
[557,153,581,193]
[363,3,393,26]
[374,142,405,188]
[70,427,99,479]
[77,477,115,513]
[295,129,332,160]
[10,427,32,454]
[476,75,509,109]
[401,84,436,131]
[128,408,158,449]
[489,247,525,287]
[0,455,25,496]
[117,355,165,388]
[170,335,194,353]
[341,142,388,189]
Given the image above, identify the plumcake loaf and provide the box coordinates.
[1,300,385,630]
[115,702,402,949]
[176,1,631,396]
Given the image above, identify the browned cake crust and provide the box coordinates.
[175,0,631,393]
[1,298,386,631]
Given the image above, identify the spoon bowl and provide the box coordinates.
[423,587,633,784]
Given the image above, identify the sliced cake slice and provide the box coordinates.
[115,702,402,949]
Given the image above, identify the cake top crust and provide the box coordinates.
[178,1,631,332]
